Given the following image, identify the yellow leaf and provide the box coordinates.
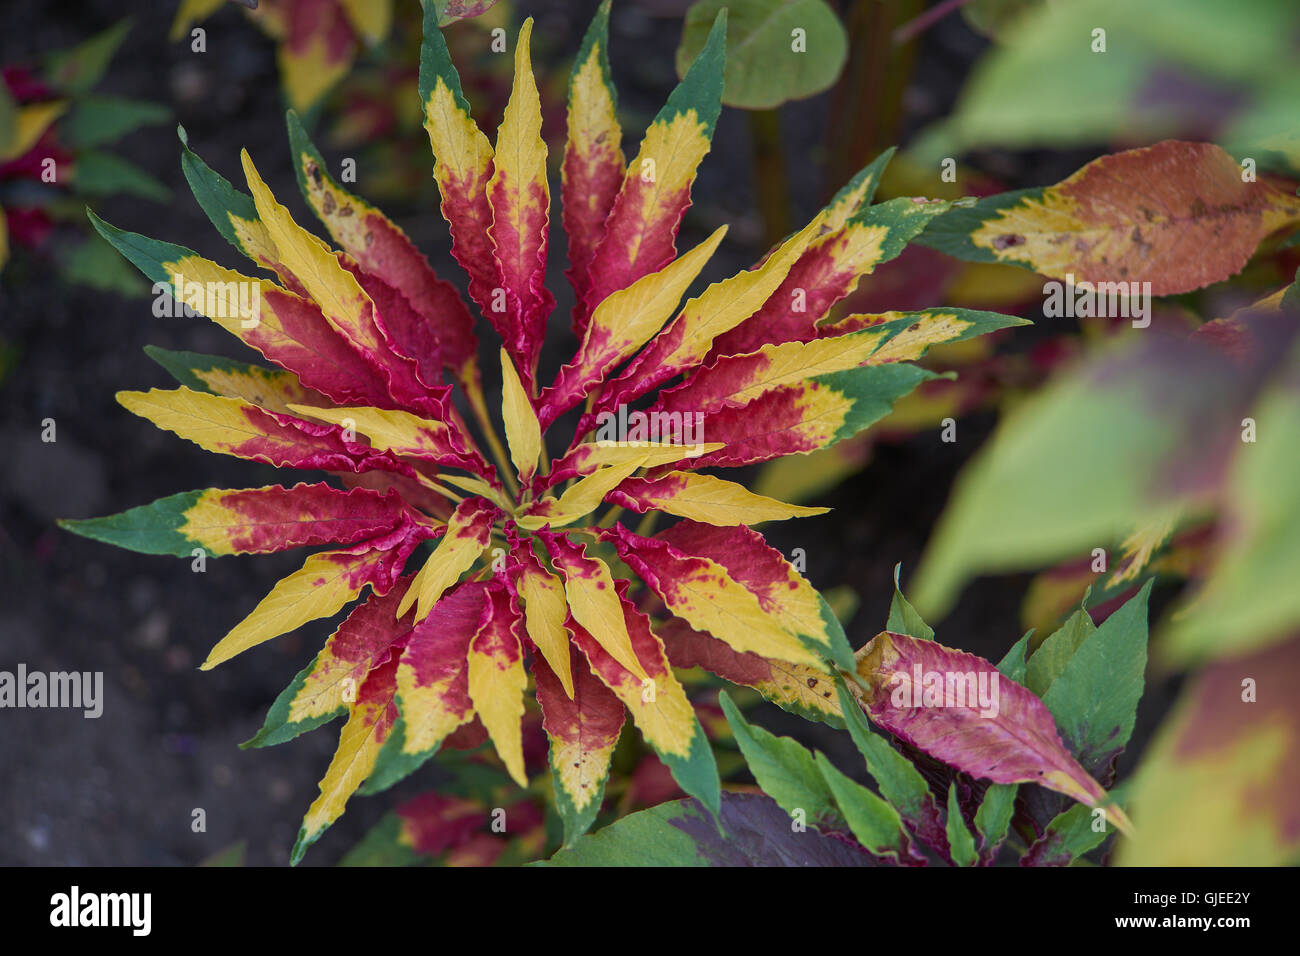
[467,602,528,786]
[201,550,374,669]
[242,150,383,357]
[619,472,829,526]
[397,502,494,621]
[1,101,67,163]
[499,348,542,482]
[338,0,392,46]
[516,557,574,697]
[516,455,647,530]
[557,553,650,682]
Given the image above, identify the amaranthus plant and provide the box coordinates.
[64,2,1025,862]
[549,575,1148,867]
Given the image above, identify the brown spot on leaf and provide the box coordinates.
[992,234,1025,250]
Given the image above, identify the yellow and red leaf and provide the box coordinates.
[486,18,554,386]
[562,0,624,332]
[578,12,726,316]
[467,582,529,786]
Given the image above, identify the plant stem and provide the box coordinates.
[634,510,658,538]
[749,108,790,249]
[465,376,520,498]
[893,0,971,45]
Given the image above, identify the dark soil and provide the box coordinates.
[0,0,1178,866]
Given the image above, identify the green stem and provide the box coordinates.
[465,376,520,499]
[749,108,790,249]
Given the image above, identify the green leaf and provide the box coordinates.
[1025,606,1095,698]
[177,125,265,258]
[74,151,170,202]
[995,631,1032,685]
[887,563,934,641]
[61,95,169,149]
[58,490,205,557]
[0,81,17,158]
[834,679,941,834]
[1164,385,1300,662]
[676,0,848,110]
[241,652,345,750]
[46,20,133,95]
[338,813,426,867]
[541,792,875,866]
[143,345,284,395]
[1042,581,1152,775]
[973,781,1017,857]
[718,690,839,829]
[961,0,1046,39]
[60,235,149,297]
[813,751,907,859]
[913,0,1300,161]
[946,783,978,866]
[911,333,1224,619]
[1022,801,1113,866]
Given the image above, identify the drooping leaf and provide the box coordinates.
[203,531,429,670]
[540,532,649,681]
[466,583,529,786]
[918,141,1300,296]
[566,581,720,818]
[658,618,845,726]
[854,631,1130,830]
[606,523,833,672]
[367,581,486,792]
